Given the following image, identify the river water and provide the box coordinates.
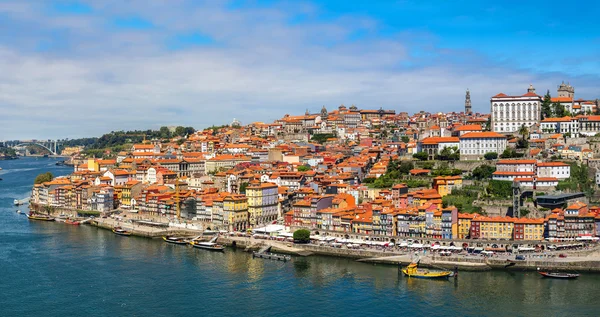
[1,157,599,316]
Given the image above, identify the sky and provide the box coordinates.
[0,0,599,140]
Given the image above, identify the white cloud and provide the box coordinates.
[0,0,597,139]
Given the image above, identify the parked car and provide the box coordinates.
[559,253,567,258]
[515,255,526,261]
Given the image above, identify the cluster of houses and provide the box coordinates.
[29,98,600,240]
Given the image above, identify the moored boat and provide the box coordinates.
[65,219,80,225]
[14,199,23,206]
[538,271,579,279]
[112,227,132,236]
[402,263,452,279]
[26,213,55,221]
[163,236,189,245]
[190,241,225,251]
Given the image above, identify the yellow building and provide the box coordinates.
[224,194,248,231]
[458,213,475,239]
[432,176,463,197]
[87,159,99,172]
[476,216,514,240]
[514,218,545,241]
[245,182,278,227]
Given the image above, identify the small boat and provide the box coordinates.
[27,213,55,221]
[16,210,21,214]
[538,271,580,279]
[163,236,189,245]
[190,241,225,251]
[112,227,132,236]
[65,219,80,225]
[14,199,23,206]
[402,263,452,279]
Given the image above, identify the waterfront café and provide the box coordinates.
[251,224,287,238]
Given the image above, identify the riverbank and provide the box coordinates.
[89,217,202,238]
[218,236,600,273]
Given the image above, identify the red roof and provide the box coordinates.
[460,132,506,139]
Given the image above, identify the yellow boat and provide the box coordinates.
[402,263,452,279]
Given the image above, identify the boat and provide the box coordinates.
[16,210,21,214]
[538,272,580,279]
[401,263,452,279]
[112,227,132,236]
[14,199,23,206]
[190,241,225,251]
[163,236,190,245]
[65,219,80,225]
[26,213,55,221]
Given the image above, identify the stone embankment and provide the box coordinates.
[219,236,600,273]
[90,218,201,238]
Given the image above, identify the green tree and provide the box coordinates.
[487,180,513,198]
[500,149,523,159]
[552,101,566,117]
[239,182,249,194]
[541,90,553,119]
[436,146,459,161]
[472,164,495,180]
[159,126,172,139]
[484,152,498,160]
[398,161,414,175]
[401,136,410,143]
[34,172,54,184]
[293,229,311,243]
[297,165,312,172]
[413,151,428,161]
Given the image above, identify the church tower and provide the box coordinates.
[557,82,574,98]
[320,105,328,120]
[465,89,472,115]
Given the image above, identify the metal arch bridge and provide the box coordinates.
[13,141,59,156]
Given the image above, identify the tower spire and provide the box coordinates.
[465,89,472,115]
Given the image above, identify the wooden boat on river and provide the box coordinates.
[190,241,225,251]
[538,271,579,279]
[163,236,190,245]
[402,263,453,279]
[112,227,132,236]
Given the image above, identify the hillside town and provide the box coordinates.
[29,83,600,242]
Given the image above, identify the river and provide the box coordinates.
[1,157,599,316]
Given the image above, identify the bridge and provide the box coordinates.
[1,139,63,156]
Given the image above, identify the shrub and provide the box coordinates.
[34,172,54,184]
[293,229,311,243]
[413,152,428,161]
[484,152,498,160]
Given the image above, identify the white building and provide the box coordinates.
[490,85,542,133]
[540,117,579,135]
[459,132,507,160]
[492,160,570,182]
[536,162,570,179]
[418,137,460,160]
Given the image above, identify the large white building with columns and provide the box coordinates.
[491,85,542,133]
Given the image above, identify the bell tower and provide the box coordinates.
[465,89,472,115]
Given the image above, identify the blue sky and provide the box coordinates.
[0,0,599,139]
